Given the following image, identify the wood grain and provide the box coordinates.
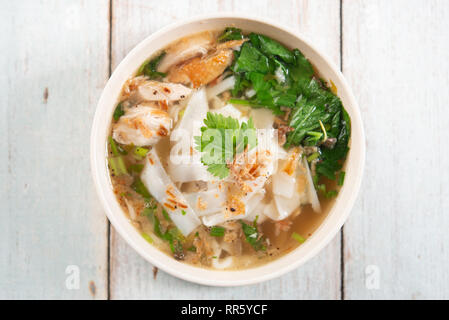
[109,0,342,299]
[0,0,110,299]
[342,0,449,299]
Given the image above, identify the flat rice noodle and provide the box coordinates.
[272,171,296,198]
[184,188,226,216]
[206,76,235,99]
[201,191,265,227]
[168,88,214,183]
[140,148,201,236]
[250,108,275,129]
[303,157,321,213]
[211,240,233,269]
[273,192,301,221]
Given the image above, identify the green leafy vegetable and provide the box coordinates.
[218,27,244,42]
[233,42,272,74]
[315,109,351,180]
[187,245,197,252]
[194,112,257,179]
[210,226,225,237]
[240,220,266,251]
[249,33,295,64]
[131,177,152,200]
[113,102,125,121]
[150,213,185,258]
[162,208,171,221]
[224,29,350,185]
[138,51,166,79]
[128,163,144,174]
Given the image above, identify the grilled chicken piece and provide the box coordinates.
[217,39,247,50]
[112,106,172,146]
[157,31,215,73]
[168,49,234,88]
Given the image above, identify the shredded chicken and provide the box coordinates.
[112,106,172,146]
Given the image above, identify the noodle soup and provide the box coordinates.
[106,28,350,270]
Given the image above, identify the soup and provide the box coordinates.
[107,28,350,270]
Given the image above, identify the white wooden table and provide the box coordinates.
[1,0,448,300]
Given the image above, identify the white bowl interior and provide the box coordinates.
[90,14,365,286]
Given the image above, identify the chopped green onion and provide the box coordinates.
[128,163,144,174]
[134,147,149,158]
[141,232,154,244]
[312,174,319,187]
[326,190,338,198]
[109,137,127,156]
[338,171,346,186]
[109,137,119,156]
[181,210,186,216]
[116,156,127,174]
[187,245,197,252]
[194,232,199,237]
[108,156,128,175]
[307,152,320,162]
[141,207,153,217]
[253,215,259,227]
[210,226,225,237]
[113,103,125,121]
[162,209,171,221]
[317,184,326,194]
[291,232,306,243]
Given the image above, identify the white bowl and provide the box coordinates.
[90,13,365,286]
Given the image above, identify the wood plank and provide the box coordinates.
[109,0,342,299]
[0,0,110,299]
[342,0,449,299]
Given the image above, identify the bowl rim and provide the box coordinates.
[90,12,365,286]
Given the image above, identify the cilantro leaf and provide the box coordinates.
[240,220,266,251]
[194,112,257,179]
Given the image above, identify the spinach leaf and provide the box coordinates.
[250,33,295,64]
[316,108,351,180]
[113,102,125,121]
[138,51,166,79]
[233,42,272,74]
[218,27,244,42]
[224,28,351,183]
